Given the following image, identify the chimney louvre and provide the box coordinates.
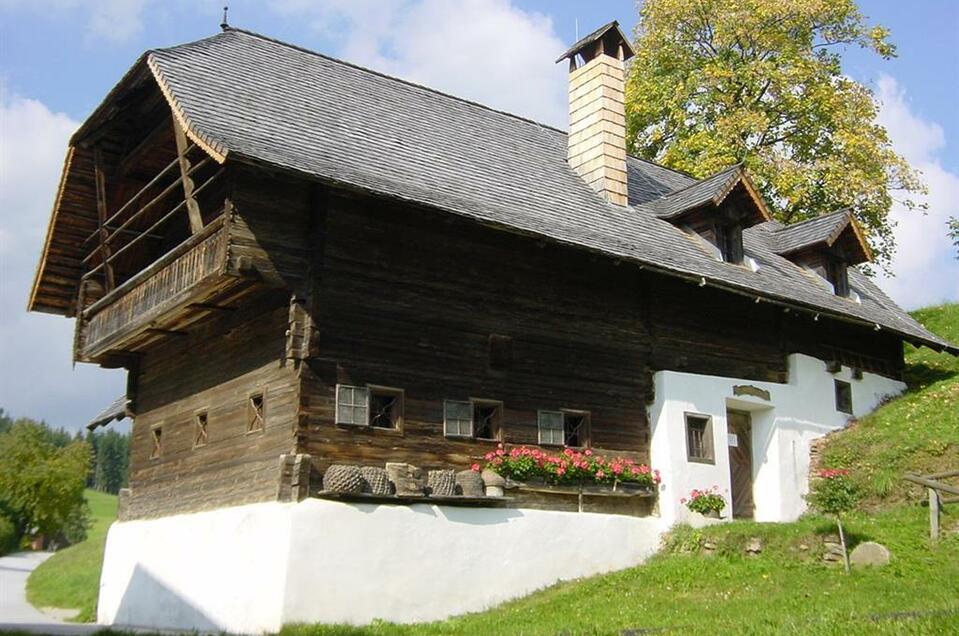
[558,22,634,207]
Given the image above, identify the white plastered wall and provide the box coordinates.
[98,498,666,634]
[650,353,904,525]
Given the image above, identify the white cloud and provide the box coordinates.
[0,89,126,429]
[271,0,569,127]
[0,0,146,44]
[873,74,959,310]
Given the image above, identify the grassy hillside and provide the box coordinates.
[821,304,958,506]
[26,489,117,623]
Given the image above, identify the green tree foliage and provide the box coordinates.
[626,0,926,270]
[92,430,130,494]
[949,216,959,260]
[0,420,91,543]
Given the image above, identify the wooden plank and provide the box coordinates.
[314,490,512,507]
[93,146,115,291]
[173,118,204,233]
[929,488,940,541]
[904,474,959,497]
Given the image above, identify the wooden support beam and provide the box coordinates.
[929,488,940,541]
[188,303,235,313]
[145,327,189,337]
[173,118,204,233]
[93,146,116,292]
[904,474,959,497]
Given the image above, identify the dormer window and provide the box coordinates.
[716,222,744,264]
[825,259,850,298]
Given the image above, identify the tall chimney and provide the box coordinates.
[557,22,635,206]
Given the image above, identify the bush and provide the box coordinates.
[0,513,16,556]
[807,469,858,516]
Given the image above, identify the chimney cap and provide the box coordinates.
[556,20,635,64]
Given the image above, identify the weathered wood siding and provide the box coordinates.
[298,194,655,473]
[125,291,296,519]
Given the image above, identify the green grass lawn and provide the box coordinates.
[821,303,959,506]
[25,489,118,623]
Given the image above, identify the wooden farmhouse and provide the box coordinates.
[29,21,956,633]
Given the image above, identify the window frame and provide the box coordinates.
[368,385,405,431]
[472,399,504,442]
[834,379,853,414]
[560,409,591,448]
[684,412,714,464]
[335,384,370,427]
[444,400,474,438]
[193,410,209,449]
[150,423,163,460]
[247,390,266,434]
[826,259,850,298]
[537,410,566,446]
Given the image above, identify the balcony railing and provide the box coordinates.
[80,217,229,359]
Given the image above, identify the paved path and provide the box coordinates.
[0,551,98,635]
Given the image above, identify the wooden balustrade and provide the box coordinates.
[81,219,229,358]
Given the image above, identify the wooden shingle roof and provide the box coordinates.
[29,28,956,354]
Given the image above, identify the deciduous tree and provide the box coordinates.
[626,0,926,270]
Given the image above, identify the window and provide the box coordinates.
[825,260,850,297]
[473,401,503,441]
[247,393,265,433]
[717,223,744,264]
[538,411,564,446]
[369,387,403,429]
[335,385,369,426]
[835,380,853,414]
[193,411,208,448]
[444,400,473,437]
[685,414,714,463]
[150,426,162,459]
[562,411,590,447]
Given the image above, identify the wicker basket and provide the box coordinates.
[428,469,456,497]
[322,464,363,494]
[455,470,485,497]
[360,466,393,495]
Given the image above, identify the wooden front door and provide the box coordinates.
[727,410,754,519]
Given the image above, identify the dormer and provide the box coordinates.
[644,164,771,266]
[771,209,872,298]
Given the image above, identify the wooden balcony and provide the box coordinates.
[78,218,240,361]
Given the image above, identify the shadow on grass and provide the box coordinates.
[903,363,956,392]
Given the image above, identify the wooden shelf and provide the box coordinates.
[313,491,513,507]
[505,483,656,498]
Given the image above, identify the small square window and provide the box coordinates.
[150,426,162,459]
[193,412,208,448]
[444,400,473,437]
[336,385,369,426]
[835,380,853,414]
[473,401,502,441]
[563,411,590,447]
[685,414,714,464]
[370,387,403,429]
[538,410,564,446]
[248,393,265,433]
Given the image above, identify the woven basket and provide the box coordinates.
[428,469,456,497]
[360,466,393,495]
[455,470,485,497]
[322,464,363,494]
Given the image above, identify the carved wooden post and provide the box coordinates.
[93,146,115,291]
[173,118,204,233]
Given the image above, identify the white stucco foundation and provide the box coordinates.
[650,353,905,525]
[98,498,666,634]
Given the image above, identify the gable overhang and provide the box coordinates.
[777,214,873,265]
[654,166,773,228]
[28,54,226,316]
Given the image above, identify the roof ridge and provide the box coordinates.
[211,27,566,135]
[647,163,743,201]
[174,27,696,185]
[774,208,851,233]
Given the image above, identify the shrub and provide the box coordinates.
[806,468,858,574]
[682,486,726,515]
[0,513,16,556]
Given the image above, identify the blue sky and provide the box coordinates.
[1,0,957,429]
